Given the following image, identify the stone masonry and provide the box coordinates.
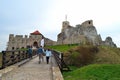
[57,20,116,47]
[7,30,56,50]
[7,20,117,51]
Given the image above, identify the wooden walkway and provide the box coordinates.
[1,56,54,80]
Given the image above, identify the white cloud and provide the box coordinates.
[0,37,8,52]
[112,34,120,47]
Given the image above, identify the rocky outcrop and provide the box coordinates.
[102,37,116,47]
[57,20,116,47]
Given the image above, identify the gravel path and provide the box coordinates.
[2,56,53,80]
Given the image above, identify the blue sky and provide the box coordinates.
[0,0,120,51]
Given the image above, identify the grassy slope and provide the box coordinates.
[47,45,120,80]
[94,46,120,64]
[47,45,120,64]
[46,44,78,52]
[63,64,120,80]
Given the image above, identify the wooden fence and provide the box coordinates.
[52,50,70,71]
[0,49,37,69]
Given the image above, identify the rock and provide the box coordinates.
[103,37,116,47]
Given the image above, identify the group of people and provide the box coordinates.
[37,46,51,64]
[28,46,52,64]
[28,38,52,64]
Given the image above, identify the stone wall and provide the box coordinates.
[7,20,117,50]
[7,33,56,50]
[57,20,116,47]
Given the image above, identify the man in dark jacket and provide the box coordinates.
[28,46,33,59]
[37,46,44,64]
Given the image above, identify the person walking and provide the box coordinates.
[28,46,33,59]
[37,46,44,64]
[45,48,52,64]
[40,37,44,48]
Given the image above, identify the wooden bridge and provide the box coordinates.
[0,50,70,80]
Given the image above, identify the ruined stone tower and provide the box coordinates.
[57,20,116,47]
[61,21,70,32]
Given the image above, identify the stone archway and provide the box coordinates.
[33,41,38,48]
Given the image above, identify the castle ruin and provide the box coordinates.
[7,30,56,50]
[7,20,116,50]
[57,20,116,47]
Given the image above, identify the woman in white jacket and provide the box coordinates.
[45,49,51,64]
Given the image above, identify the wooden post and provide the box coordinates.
[18,51,21,62]
[2,51,6,69]
[11,51,15,65]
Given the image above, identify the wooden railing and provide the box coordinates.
[52,50,70,71]
[1,49,37,69]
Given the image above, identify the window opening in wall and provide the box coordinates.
[89,21,91,24]
[12,47,14,50]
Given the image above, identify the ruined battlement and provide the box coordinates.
[9,34,28,39]
[81,20,93,27]
[61,20,93,32]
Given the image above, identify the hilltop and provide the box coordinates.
[47,44,120,66]
[64,45,120,66]
[47,44,120,79]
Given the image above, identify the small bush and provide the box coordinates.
[65,46,98,67]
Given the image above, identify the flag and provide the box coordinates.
[41,38,44,47]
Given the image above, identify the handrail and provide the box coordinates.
[52,50,70,71]
[1,49,37,69]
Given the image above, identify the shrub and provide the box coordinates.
[64,46,98,67]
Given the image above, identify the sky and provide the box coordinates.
[0,0,120,51]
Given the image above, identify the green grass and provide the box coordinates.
[46,45,120,79]
[46,44,78,52]
[94,46,120,64]
[46,45,120,80]
[63,64,120,80]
